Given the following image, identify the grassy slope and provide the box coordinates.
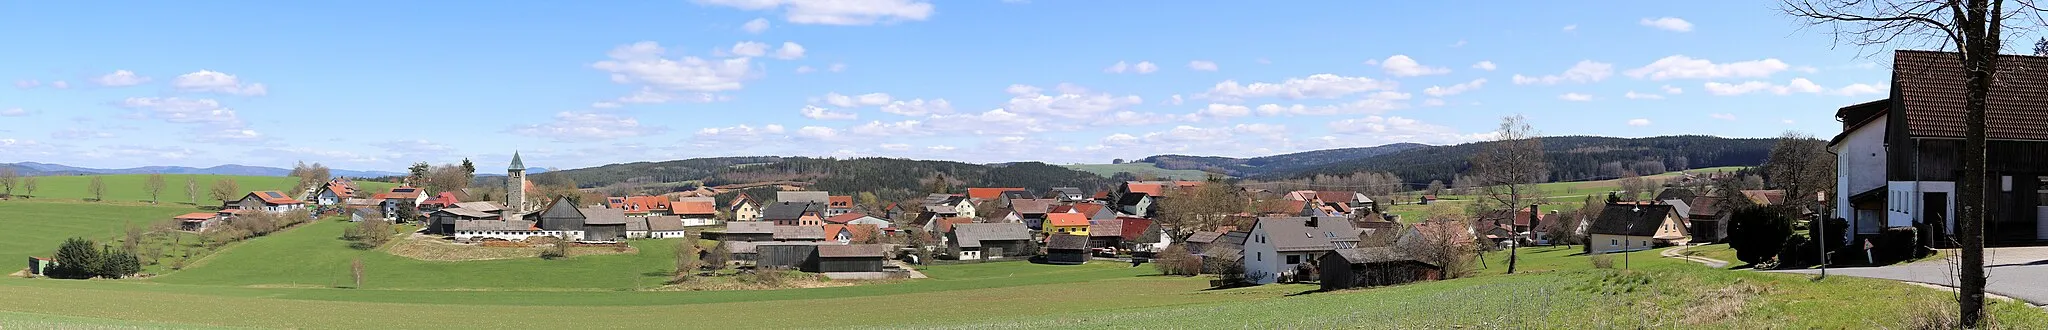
[0,201,198,264]
[151,219,675,290]
[19,174,397,205]
[1062,163,1217,180]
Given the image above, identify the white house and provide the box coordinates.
[1241,217,1360,285]
[238,191,306,213]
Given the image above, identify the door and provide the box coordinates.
[1924,192,1949,247]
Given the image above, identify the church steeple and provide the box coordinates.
[509,151,526,171]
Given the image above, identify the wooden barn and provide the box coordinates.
[816,244,887,272]
[1318,247,1442,291]
[1045,234,1090,265]
[756,243,822,270]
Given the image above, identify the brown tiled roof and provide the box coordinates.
[1688,196,1723,218]
[967,188,1027,200]
[935,217,976,233]
[1894,50,2048,140]
[1090,219,1124,237]
[173,212,215,221]
[828,196,853,208]
[646,216,688,231]
[1048,234,1091,250]
[246,191,302,205]
[819,244,887,258]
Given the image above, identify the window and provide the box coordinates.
[1610,239,1618,246]
[1256,252,1263,261]
[1286,255,1300,264]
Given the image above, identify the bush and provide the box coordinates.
[1878,226,1923,263]
[1774,235,1809,269]
[1727,206,1795,265]
[1590,254,1615,269]
[539,235,570,260]
[1151,244,1201,276]
[342,220,395,250]
[49,238,101,279]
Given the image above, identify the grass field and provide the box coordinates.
[14,174,397,205]
[0,201,200,267]
[1062,162,1218,180]
[152,219,677,290]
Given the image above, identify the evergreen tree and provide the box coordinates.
[50,238,100,279]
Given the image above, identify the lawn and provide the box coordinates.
[13,174,396,205]
[151,219,678,290]
[1062,163,1218,180]
[0,201,199,267]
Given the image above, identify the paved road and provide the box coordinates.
[1773,247,2048,305]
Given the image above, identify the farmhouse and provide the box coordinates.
[1045,234,1090,265]
[643,216,690,239]
[1242,217,1359,284]
[823,224,879,244]
[173,212,219,232]
[815,244,888,273]
[730,193,762,221]
[1587,203,1689,254]
[237,191,305,213]
[1087,217,1157,249]
[427,202,504,235]
[309,179,358,207]
[1687,196,1731,242]
[1045,212,1089,236]
[778,191,830,205]
[826,195,854,217]
[824,213,891,228]
[673,198,720,226]
[614,196,674,217]
[947,223,1033,260]
[763,201,825,226]
[1048,187,1087,202]
[579,207,630,242]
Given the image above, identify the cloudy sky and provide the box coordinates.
[0,1,1916,171]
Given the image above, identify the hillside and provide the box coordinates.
[1134,143,1430,177]
[9,174,399,204]
[530,156,785,188]
[1062,163,1216,181]
[1264,135,1775,185]
[1,162,404,178]
[711,158,1108,202]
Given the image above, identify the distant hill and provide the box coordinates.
[532,156,786,188]
[1062,163,1217,181]
[1133,143,1432,177]
[0,162,406,178]
[1261,135,1775,185]
[708,157,1109,202]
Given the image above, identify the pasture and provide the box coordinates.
[0,201,196,266]
[12,174,397,205]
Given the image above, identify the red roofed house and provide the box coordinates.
[824,224,882,244]
[419,192,462,213]
[826,196,855,217]
[237,191,305,213]
[730,193,762,222]
[966,188,1028,201]
[309,179,360,207]
[673,198,720,226]
[174,212,220,232]
[1046,212,1090,236]
[616,196,674,216]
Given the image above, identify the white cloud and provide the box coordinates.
[591,41,756,92]
[1624,91,1664,100]
[50,81,68,89]
[730,41,770,57]
[1421,99,1446,107]
[86,145,202,160]
[1472,61,1497,71]
[879,143,911,151]
[829,63,846,72]
[591,102,621,108]
[1661,85,1683,94]
[1005,84,1041,97]
[1450,39,1467,47]
[1188,60,1219,71]
[1104,61,1158,74]
[1380,55,1449,77]
[13,80,38,88]
[799,105,858,120]
[1134,61,1158,74]
[742,17,771,33]
[1422,78,1486,97]
[1562,24,1578,32]
[1325,115,1491,145]
[1197,103,1252,118]
[1511,60,1613,85]
[1256,58,1272,65]
[997,84,1144,120]
[694,0,934,25]
[116,97,242,124]
[1558,93,1594,101]
[1639,17,1694,32]
[1702,78,1869,96]
[880,98,952,116]
[1627,118,1653,126]
[1710,113,1737,121]
[1625,55,1789,80]
[1783,119,1797,124]
[692,124,787,145]
[925,109,1046,135]
[94,70,150,87]
[1168,94,1185,105]
[795,126,840,140]
[795,65,816,74]
[373,139,457,158]
[774,42,806,60]
[171,70,269,96]
[1200,74,1398,101]
[0,108,32,117]
[1252,96,1409,116]
[51,128,114,139]
[196,128,268,145]
[820,92,893,107]
[612,87,726,105]
[849,120,929,137]
[511,111,666,142]
[1104,61,1129,73]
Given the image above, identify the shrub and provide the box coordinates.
[1590,254,1615,269]
[703,241,731,270]
[97,246,140,279]
[1878,227,1922,263]
[49,238,101,279]
[1774,235,1809,269]
[539,235,570,260]
[1151,244,1201,276]
[1727,206,1795,265]
[342,220,395,250]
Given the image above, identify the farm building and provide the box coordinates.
[579,207,630,242]
[719,222,776,242]
[237,191,305,213]
[644,216,690,239]
[173,212,219,232]
[1318,247,1442,291]
[948,223,1033,260]
[27,257,53,277]
[773,225,827,242]
[1045,234,1090,265]
[816,244,887,272]
[426,202,505,235]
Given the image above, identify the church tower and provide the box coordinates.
[506,151,528,218]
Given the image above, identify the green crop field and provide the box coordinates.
[14,174,398,205]
[152,219,677,290]
[1062,163,1218,180]
[0,201,199,265]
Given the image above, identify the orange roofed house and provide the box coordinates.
[237,191,305,213]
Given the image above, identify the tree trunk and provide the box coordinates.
[1958,10,1994,325]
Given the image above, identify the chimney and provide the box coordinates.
[1305,217,1320,228]
[1528,204,1541,229]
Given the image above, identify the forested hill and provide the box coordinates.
[1139,142,1430,177]
[1260,135,1775,185]
[708,158,1108,202]
[532,156,785,187]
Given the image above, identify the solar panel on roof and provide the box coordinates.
[265,192,285,199]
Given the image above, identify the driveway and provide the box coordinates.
[1772,247,2048,305]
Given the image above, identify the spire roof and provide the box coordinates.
[509,151,526,171]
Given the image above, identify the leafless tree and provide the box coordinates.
[1617,171,1648,201]
[1469,115,1547,274]
[351,258,365,289]
[288,161,332,194]
[210,179,240,205]
[1156,175,1250,239]
[704,241,732,270]
[426,164,471,195]
[0,168,17,198]
[184,176,199,205]
[144,174,166,205]
[1782,0,2046,325]
[1425,180,1446,197]
[1763,131,1839,212]
[21,176,35,199]
[87,176,106,202]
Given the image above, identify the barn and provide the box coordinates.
[816,244,887,272]
[1045,234,1090,265]
[1318,247,1442,291]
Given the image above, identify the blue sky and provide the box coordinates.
[0,1,1924,171]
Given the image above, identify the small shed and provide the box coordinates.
[28,257,54,277]
[173,212,219,232]
[817,244,887,272]
[1045,234,1090,265]
[757,243,823,270]
[1318,247,1442,291]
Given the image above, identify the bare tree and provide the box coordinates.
[1425,180,1446,197]
[351,258,365,289]
[87,176,106,202]
[210,178,240,205]
[1763,131,1839,213]
[184,177,199,205]
[144,174,166,204]
[1617,171,1647,201]
[21,176,36,199]
[0,168,17,198]
[1155,175,1250,239]
[1469,115,1547,274]
[426,164,471,194]
[1783,1,2046,325]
